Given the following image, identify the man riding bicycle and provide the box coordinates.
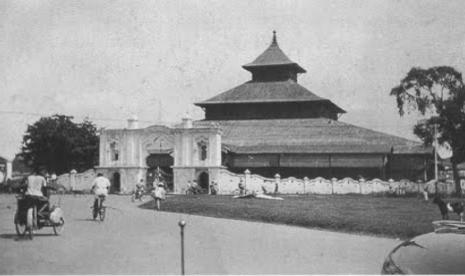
[17,169,49,227]
[91,173,111,216]
[26,170,47,197]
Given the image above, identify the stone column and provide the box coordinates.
[99,130,106,166]
[6,159,12,181]
[70,169,77,192]
[244,169,251,191]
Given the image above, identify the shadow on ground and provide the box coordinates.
[138,199,157,210]
[74,218,99,222]
[0,233,57,241]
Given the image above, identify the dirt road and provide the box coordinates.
[0,194,398,274]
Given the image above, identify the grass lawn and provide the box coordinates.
[140,194,457,239]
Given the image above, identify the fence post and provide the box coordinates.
[331,178,337,194]
[303,177,308,194]
[244,169,250,192]
[70,169,77,192]
[274,173,280,194]
[388,179,394,195]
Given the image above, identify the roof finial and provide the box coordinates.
[271,30,277,46]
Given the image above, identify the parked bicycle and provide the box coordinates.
[185,185,205,195]
[131,186,146,202]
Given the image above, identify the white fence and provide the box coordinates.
[56,167,463,195]
[217,169,458,195]
[57,169,96,192]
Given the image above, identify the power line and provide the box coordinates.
[0,110,159,124]
[0,109,422,128]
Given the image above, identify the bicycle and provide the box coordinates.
[185,185,205,195]
[131,188,145,202]
[92,195,106,221]
[14,192,65,240]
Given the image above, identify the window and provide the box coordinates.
[197,140,207,161]
[110,142,119,161]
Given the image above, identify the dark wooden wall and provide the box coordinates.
[204,102,338,120]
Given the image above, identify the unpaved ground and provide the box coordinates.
[0,194,398,274]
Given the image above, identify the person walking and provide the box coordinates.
[152,182,166,210]
[238,179,245,196]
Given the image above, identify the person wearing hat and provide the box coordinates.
[152,182,166,210]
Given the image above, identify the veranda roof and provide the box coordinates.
[192,119,431,155]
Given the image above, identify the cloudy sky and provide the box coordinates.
[1,0,465,160]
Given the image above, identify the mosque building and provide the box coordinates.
[96,32,432,193]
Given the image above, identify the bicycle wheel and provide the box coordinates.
[99,207,105,221]
[92,198,99,220]
[26,207,34,240]
[53,218,65,235]
[14,213,27,236]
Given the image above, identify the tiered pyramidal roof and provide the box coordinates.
[192,32,429,156]
[196,31,345,120]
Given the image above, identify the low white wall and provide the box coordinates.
[216,169,454,195]
[57,169,96,192]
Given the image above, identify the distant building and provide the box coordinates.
[97,32,432,193]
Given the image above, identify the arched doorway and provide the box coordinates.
[146,154,173,191]
[112,172,121,193]
[198,171,209,193]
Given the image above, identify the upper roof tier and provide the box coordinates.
[242,31,306,73]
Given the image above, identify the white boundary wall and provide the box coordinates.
[56,168,462,195]
[57,169,96,192]
[217,168,457,195]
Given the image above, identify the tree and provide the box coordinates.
[21,114,99,175]
[391,66,465,196]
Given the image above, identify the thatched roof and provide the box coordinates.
[193,119,431,155]
[242,31,306,73]
[195,80,345,113]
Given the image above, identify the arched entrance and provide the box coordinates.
[146,154,173,190]
[198,171,209,193]
[112,172,121,193]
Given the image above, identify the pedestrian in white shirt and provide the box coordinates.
[152,183,166,210]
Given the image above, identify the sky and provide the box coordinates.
[1,0,465,160]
